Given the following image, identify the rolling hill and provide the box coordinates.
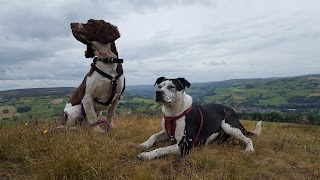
[0,74,319,121]
[126,74,320,111]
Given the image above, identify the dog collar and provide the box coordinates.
[93,56,123,64]
[164,106,193,142]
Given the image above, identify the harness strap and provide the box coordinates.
[164,105,204,144]
[90,62,123,106]
[91,63,114,81]
[93,80,117,106]
[164,106,193,142]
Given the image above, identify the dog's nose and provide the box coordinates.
[155,90,164,102]
[70,23,82,29]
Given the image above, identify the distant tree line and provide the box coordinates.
[242,96,320,110]
[0,87,74,100]
[238,112,320,125]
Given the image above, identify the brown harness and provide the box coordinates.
[164,105,204,143]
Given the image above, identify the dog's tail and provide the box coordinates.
[243,121,262,136]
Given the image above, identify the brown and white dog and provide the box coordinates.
[63,19,125,133]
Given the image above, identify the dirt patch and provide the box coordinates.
[51,98,64,104]
[308,93,320,97]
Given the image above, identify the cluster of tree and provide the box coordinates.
[239,99,320,111]
[1,87,74,100]
[283,96,320,109]
[238,112,320,125]
[17,106,32,113]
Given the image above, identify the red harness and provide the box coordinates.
[164,105,203,143]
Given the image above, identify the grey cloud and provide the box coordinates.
[124,0,215,13]
[0,0,320,91]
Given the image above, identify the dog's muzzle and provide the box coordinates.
[155,90,165,102]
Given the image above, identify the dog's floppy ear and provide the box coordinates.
[177,78,191,89]
[111,42,118,57]
[85,44,95,58]
[154,77,167,86]
[96,22,121,44]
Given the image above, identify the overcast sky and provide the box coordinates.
[0,0,319,91]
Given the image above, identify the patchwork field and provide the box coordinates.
[1,74,320,122]
[0,106,19,120]
[0,116,319,179]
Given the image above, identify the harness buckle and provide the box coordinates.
[111,79,117,92]
[107,58,114,63]
[170,136,177,143]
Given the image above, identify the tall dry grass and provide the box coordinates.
[0,115,319,179]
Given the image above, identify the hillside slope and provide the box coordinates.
[0,74,319,120]
[125,74,320,112]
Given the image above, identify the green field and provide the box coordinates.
[0,96,68,121]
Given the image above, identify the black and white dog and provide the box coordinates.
[138,77,261,160]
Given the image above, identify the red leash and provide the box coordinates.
[164,106,193,142]
[193,106,203,143]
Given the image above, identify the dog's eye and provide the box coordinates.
[158,85,162,89]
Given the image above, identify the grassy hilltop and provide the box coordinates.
[0,74,319,179]
[0,116,319,179]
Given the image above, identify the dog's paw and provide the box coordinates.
[137,143,150,149]
[245,147,254,153]
[137,152,151,161]
[93,126,107,134]
[110,123,116,129]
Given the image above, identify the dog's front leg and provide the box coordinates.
[106,99,120,129]
[138,129,184,160]
[82,95,103,133]
[138,144,180,160]
[138,131,168,149]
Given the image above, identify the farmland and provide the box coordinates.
[0,74,319,123]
